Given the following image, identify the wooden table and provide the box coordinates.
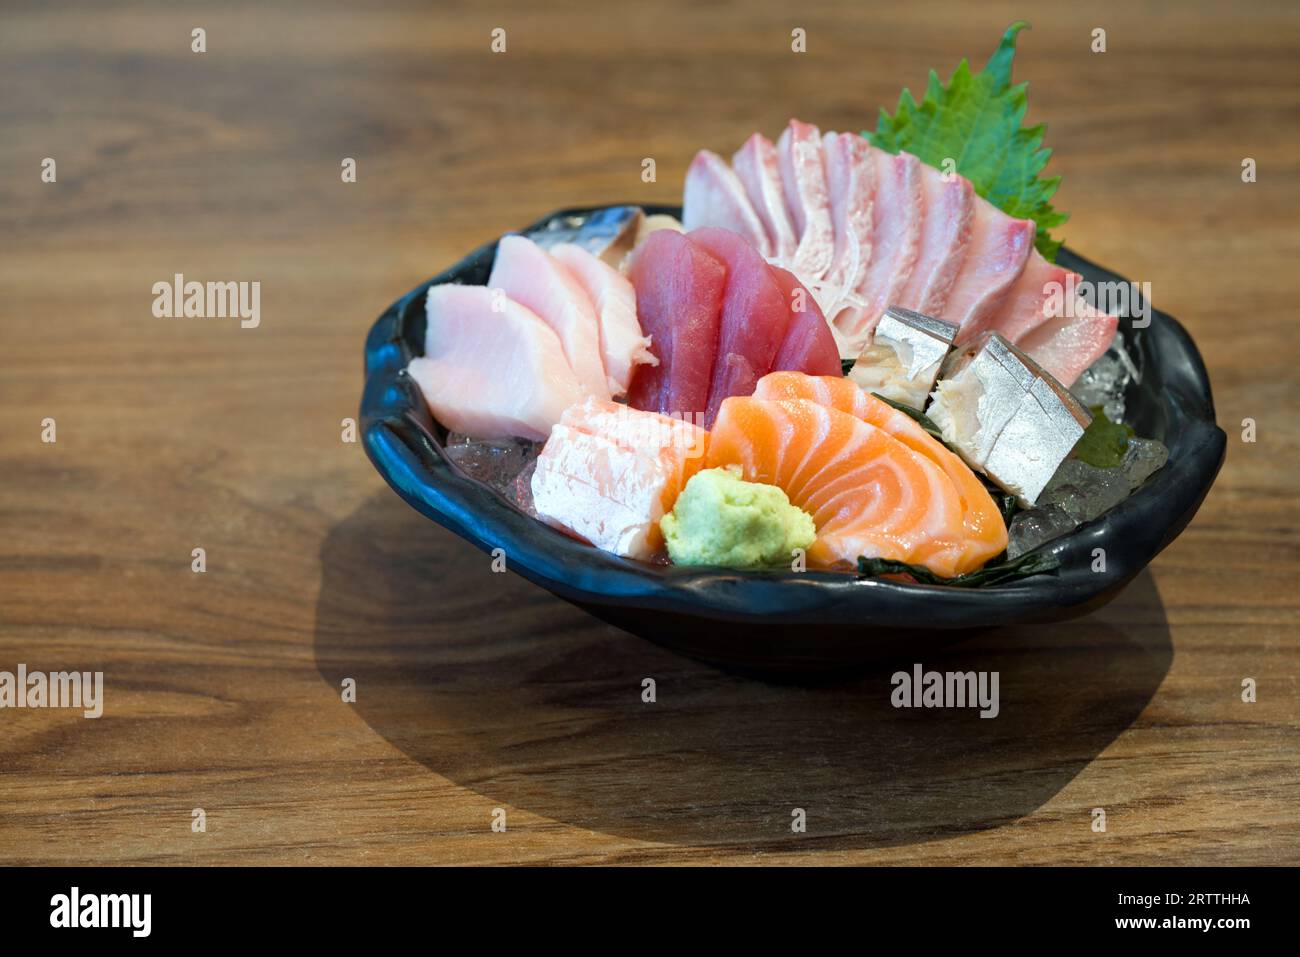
[2,0,1296,865]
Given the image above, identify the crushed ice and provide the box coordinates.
[444,432,541,514]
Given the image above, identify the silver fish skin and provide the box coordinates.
[929,332,1091,506]
[848,306,959,409]
[527,206,644,268]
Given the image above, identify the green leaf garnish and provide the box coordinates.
[857,550,1060,588]
[867,21,1068,261]
[1073,405,1134,468]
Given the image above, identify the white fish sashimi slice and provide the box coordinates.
[411,285,583,441]
[821,130,876,305]
[777,119,835,281]
[488,234,610,400]
[682,150,772,257]
[531,424,675,560]
[733,133,798,261]
[897,162,975,316]
[990,251,1074,344]
[940,198,1036,337]
[1016,300,1119,387]
[832,148,923,355]
[550,243,657,398]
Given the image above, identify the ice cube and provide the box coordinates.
[444,433,541,494]
[1006,504,1079,559]
[508,459,539,518]
[1070,337,1136,422]
[1038,458,1130,523]
[1120,437,1169,491]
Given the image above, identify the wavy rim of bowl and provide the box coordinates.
[360,205,1226,630]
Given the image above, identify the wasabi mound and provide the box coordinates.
[660,466,816,568]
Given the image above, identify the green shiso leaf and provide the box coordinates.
[867,21,1068,261]
[1073,405,1134,468]
[856,550,1060,588]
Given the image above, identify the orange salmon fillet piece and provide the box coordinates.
[752,372,1008,574]
[706,395,971,576]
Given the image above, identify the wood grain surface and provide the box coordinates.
[1,0,1297,865]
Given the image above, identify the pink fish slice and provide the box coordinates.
[896,162,975,316]
[777,119,835,282]
[733,133,798,261]
[821,131,876,308]
[682,150,771,258]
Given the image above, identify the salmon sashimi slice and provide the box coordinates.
[690,226,792,427]
[821,131,876,304]
[768,266,843,379]
[550,243,656,398]
[834,148,923,355]
[532,400,709,559]
[1015,301,1119,387]
[940,199,1035,336]
[706,396,971,576]
[751,372,1009,571]
[410,285,583,441]
[682,150,772,257]
[488,234,610,400]
[625,230,727,424]
[733,133,798,261]
[897,163,975,316]
[777,120,836,281]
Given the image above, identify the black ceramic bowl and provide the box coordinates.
[360,205,1225,672]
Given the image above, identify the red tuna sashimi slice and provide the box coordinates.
[777,119,835,280]
[987,250,1074,344]
[488,234,610,400]
[682,150,771,257]
[821,131,876,301]
[549,243,656,398]
[1016,302,1119,387]
[690,226,792,428]
[940,199,1035,337]
[833,148,923,354]
[625,230,727,424]
[733,133,797,261]
[409,285,583,441]
[896,163,975,316]
[768,265,842,378]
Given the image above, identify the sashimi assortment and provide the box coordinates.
[402,29,1162,584]
[682,119,1118,385]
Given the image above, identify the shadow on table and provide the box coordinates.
[313,490,1172,850]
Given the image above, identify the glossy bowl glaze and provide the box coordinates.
[360,206,1225,672]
